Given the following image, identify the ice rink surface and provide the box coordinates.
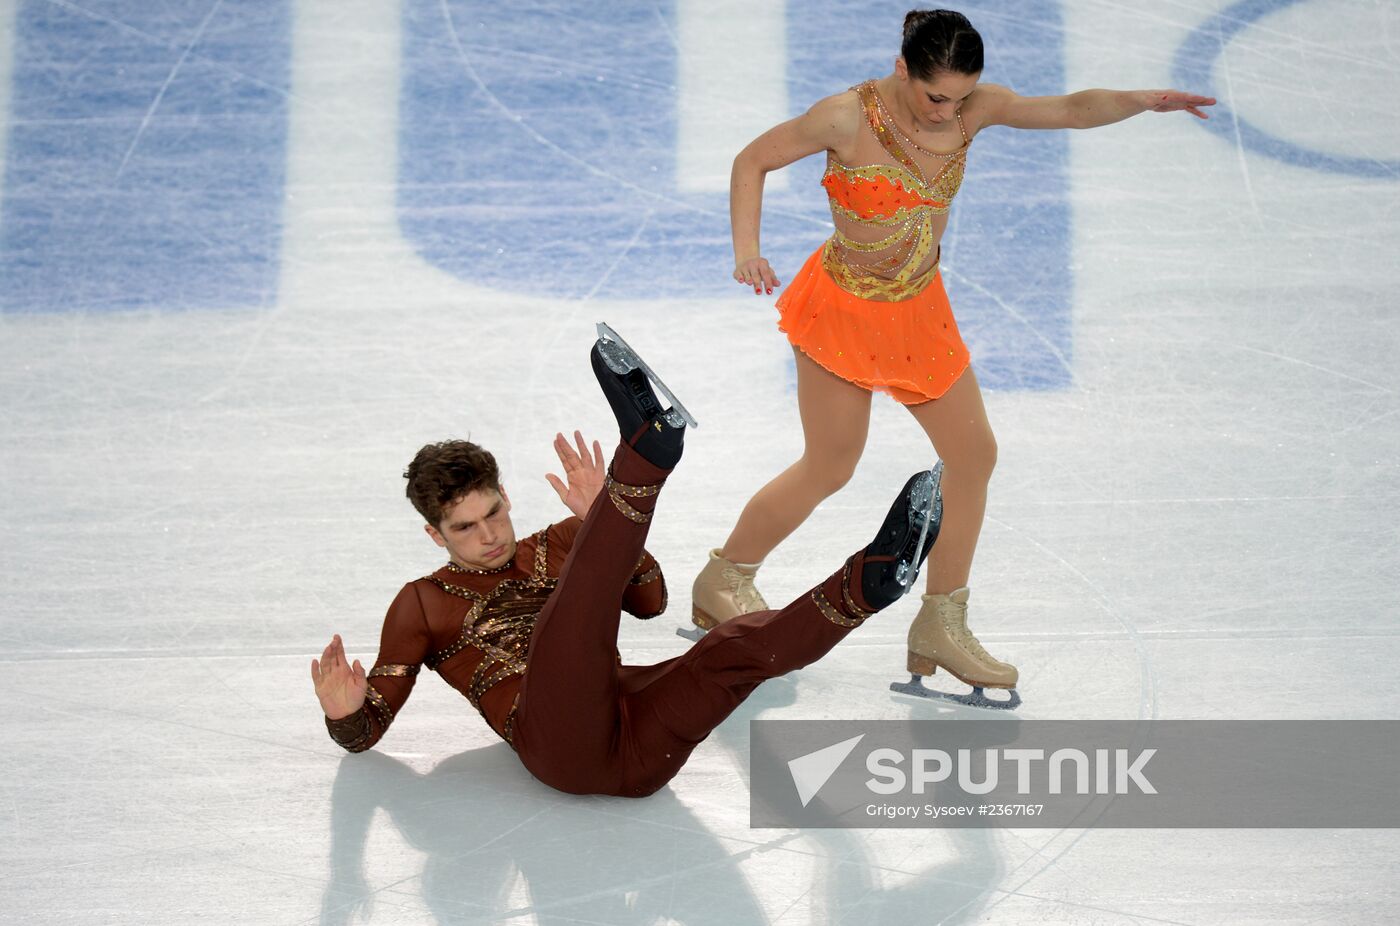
[2,0,1398,922]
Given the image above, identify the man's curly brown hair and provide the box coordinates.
[404,440,502,526]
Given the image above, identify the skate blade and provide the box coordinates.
[895,463,943,590]
[596,322,699,429]
[676,626,707,643]
[889,675,1021,711]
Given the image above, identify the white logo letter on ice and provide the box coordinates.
[788,734,865,807]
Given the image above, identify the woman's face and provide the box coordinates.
[897,63,981,129]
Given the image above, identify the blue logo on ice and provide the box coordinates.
[788,734,865,807]
[0,2,293,313]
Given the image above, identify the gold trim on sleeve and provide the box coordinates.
[363,682,394,729]
[367,664,420,679]
[326,708,374,752]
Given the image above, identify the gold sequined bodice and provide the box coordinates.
[819,80,970,301]
[425,529,556,716]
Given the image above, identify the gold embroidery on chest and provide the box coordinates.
[423,528,558,708]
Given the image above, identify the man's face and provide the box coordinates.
[424,488,517,571]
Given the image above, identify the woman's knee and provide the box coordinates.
[942,426,997,481]
[796,452,860,496]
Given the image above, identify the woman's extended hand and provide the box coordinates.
[734,257,782,295]
[1142,90,1216,119]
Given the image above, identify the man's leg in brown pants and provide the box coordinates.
[614,557,880,795]
[512,441,670,794]
[616,464,942,795]
[511,331,939,797]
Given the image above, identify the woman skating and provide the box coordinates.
[691,9,1212,707]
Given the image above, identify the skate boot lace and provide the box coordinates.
[721,566,766,613]
[941,602,998,664]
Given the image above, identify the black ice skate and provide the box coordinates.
[860,463,944,611]
[591,322,696,470]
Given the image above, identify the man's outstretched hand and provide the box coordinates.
[545,430,606,519]
[312,634,367,720]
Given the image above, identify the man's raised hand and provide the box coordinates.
[311,634,367,720]
[545,430,606,519]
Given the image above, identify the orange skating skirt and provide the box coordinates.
[775,244,970,405]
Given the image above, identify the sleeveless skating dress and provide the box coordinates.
[777,80,971,404]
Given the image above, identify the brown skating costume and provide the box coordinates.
[327,444,877,798]
[324,514,663,755]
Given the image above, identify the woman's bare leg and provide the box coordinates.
[720,347,873,563]
[904,368,997,594]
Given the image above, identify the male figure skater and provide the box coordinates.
[312,328,941,797]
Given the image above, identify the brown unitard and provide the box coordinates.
[326,442,877,797]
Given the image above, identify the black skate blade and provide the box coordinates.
[596,322,699,429]
[896,462,943,591]
[676,626,706,643]
[890,675,1021,711]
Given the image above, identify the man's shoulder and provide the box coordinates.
[400,569,461,606]
[396,572,478,628]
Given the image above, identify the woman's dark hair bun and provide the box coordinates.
[901,9,983,78]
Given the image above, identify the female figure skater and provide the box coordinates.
[691,9,1213,707]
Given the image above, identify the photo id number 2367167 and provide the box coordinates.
[865,804,1046,820]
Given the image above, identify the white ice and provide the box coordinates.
[2,0,1399,923]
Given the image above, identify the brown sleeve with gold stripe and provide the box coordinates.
[325,583,432,753]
